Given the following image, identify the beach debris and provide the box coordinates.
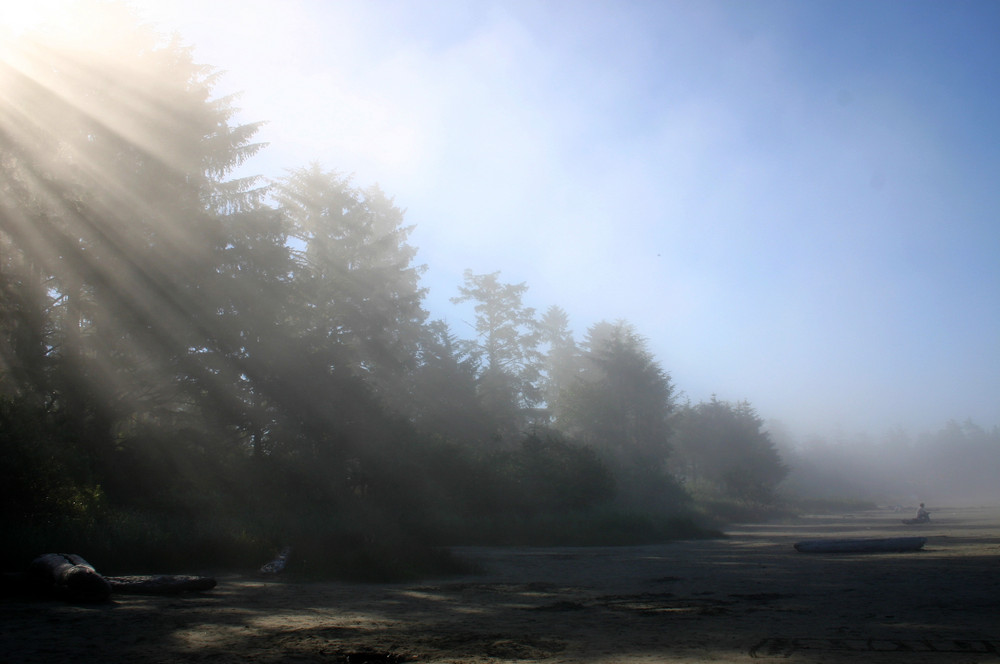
[28,553,112,602]
[23,554,216,600]
[260,546,292,574]
[105,575,217,594]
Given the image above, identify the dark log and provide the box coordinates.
[105,575,217,594]
[28,553,112,602]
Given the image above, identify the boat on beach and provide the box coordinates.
[794,536,927,553]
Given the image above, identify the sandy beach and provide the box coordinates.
[2,506,999,663]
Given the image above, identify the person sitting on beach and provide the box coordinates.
[915,503,930,522]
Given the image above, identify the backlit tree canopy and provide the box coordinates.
[0,5,264,433]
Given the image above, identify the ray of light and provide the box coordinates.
[0,4,238,417]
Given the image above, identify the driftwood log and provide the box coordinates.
[28,553,112,602]
[105,575,217,594]
[19,554,217,601]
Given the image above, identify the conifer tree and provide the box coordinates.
[451,270,541,441]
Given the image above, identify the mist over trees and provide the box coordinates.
[777,419,1000,509]
[672,398,787,511]
[1,6,997,577]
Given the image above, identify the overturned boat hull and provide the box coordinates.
[794,536,927,553]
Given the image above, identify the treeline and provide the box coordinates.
[779,419,1000,508]
[0,7,785,577]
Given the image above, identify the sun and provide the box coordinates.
[1,0,185,66]
[0,0,75,38]
[1,0,174,48]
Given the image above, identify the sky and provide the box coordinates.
[6,0,999,441]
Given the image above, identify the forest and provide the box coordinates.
[1,6,995,580]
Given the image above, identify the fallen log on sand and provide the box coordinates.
[794,536,927,553]
[20,554,216,600]
[105,575,217,594]
[28,553,112,602]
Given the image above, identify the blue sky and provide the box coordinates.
[31,0,1000,439]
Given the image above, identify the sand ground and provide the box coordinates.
[2,506,999,663]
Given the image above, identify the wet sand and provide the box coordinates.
[2,506,999,663]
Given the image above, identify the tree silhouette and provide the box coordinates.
[537,305,579,424]
[276,166,427,413]
[406,320,494,445]
[558,321,680,510]
[451,270,541,442]
[671,397,788,507]
[562,322,674,461]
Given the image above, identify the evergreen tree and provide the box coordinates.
[537,305,579,424]
[559,321,680,510]
[562,321,674,464]
[206,205,296,457]
[671,397,788,506]
[276,166,427,412]
[451,270,541,442]
[407,320,493,444]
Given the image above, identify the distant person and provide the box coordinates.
[915,503,930,522]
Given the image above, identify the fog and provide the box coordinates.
[770,419,1000,508]
[117,0,1000,445]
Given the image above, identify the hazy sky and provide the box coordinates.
[11,0,1000,439]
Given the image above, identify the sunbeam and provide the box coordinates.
[1,0,264,426]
